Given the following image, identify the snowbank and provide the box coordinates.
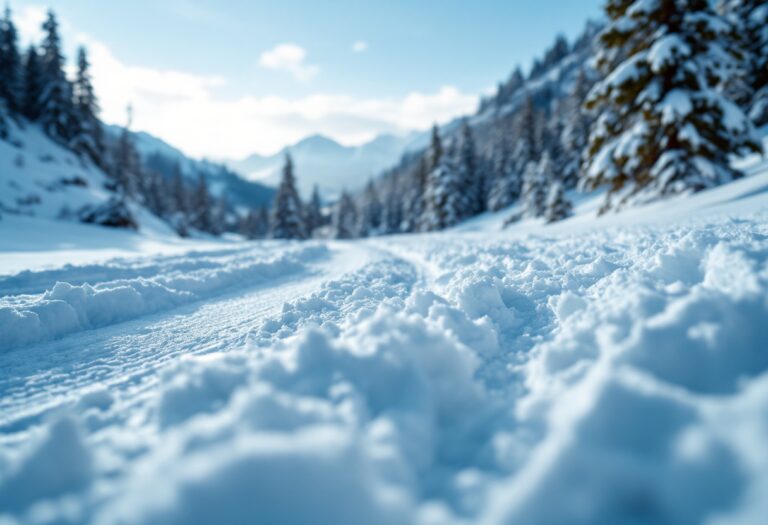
[0,244,329,352]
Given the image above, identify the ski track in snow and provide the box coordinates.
[1,196,768,524]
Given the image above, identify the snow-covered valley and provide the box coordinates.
[1,164,767,524]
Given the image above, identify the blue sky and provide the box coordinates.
[12,0,603,158]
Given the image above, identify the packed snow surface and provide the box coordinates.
[1,168,768,524]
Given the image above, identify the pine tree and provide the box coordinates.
[0,96,8,140]
[110,107,142,198]
[402,156,428,232]
[457,119,484,214]
[71,47,105,166]
[332,190,358,239]
[514,94,539,167]
[0,5,22,113]
[719,0,768,126]
[241,206,270,239]
[521,154,552,219]
[544,181,573,224]
[305,184,324,237]
[487,117,522,211]
[191,172,213,233]
[584,0,762,211]
[428,123,443,171]
[269,153,306,240]
[357,179,383,237]
[38,10,77,143]
[422,140,473,231]
[562,67,594,189]
[22,45,43,121]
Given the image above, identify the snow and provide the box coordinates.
[1,150,768,524]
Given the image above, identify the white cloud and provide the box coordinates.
[71,35,477,159]
[14,5,47,45]
[258,43,319,83]
[352,41,368,53]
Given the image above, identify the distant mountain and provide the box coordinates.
[106,126,276,210]
[229,133,415,199]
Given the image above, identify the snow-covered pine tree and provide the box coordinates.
[304,184,324,237]
[380,179,404,234]
[402,156,428,233]
[241,206,270,239]
[332,190,358,239]
[22,45,43,121]
[562,67,595,190]
[544,181,573,223]
[357,179,383,237]
[457,119,485,214]
[269,153,306,240]
[191,173,213,233]
[110,108,143,198]
[487,117,522,211]
[719,0,768,126]
[422,139,473,231]
[0,6,22,114]
[584,0,762,212]
[0,96,8,140]
[513,94,540,169]
[71,47,105,167]
[38,10,77,144]
[521,153,552,219]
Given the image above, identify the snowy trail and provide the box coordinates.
[1,190,768,524]
[0,242,379,436]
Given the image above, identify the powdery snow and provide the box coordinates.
[1,162,768,524]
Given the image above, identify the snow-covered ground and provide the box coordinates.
[1,158,768,524]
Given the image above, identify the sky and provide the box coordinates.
[11,0,603,159]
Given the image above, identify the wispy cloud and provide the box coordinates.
[352,41,368,53]
[258,43,320,83]
[14,5,48,45]
[61,33,477,159]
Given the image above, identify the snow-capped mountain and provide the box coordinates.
[229,133,414,199]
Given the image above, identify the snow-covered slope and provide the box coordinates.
[230,133,413,198]
[1,150,767,524]
[1,120,115,221]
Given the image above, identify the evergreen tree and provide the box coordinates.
[71,47,105,166]
[332,190,358,239]
[357,179,383,237]
[487,116,522,211]
[562,67,594,189]
[0,96,8,140]
[584,0,761,211]
[719,0,768,126]
[269,153,306,240]
[0,5,22,113]
[38,10,77,143]
[428,123,443,170]
[305,184,324,236]
[241,206,270,239]
[191,173,213,233]
[402,156,428,233]
[457,119,484,214]
[422,140,473,231]
[22,45,43,120]
[544,181,573,223]
[514,94,539,167]
[521,154,551,219]
[110,107,142,198]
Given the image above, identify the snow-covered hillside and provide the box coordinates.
[1,119,114,221]
[1,149,767,524]
[230,133,413,198]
